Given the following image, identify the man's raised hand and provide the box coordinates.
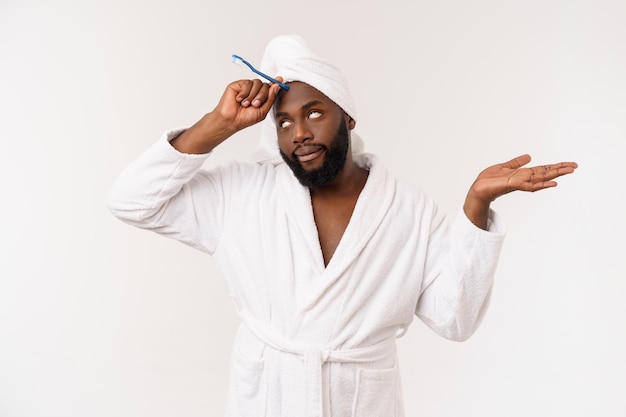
[214,78,283,132]
[464,154,578,229]
[170,77,283,155]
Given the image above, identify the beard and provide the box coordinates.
[279,119,350,188]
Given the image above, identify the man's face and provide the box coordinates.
[274,82,352,188]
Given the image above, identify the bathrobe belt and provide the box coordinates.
[239,310,397,417]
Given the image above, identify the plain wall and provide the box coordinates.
[1,0,624,416]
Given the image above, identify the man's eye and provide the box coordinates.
[309,111,322,119]
[279,120,292,128]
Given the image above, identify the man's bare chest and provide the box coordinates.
[311,197,357,266]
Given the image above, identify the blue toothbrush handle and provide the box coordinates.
[232,54,290,91]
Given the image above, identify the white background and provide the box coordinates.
[1,0,624,416]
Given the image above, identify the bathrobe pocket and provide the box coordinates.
[231,349,267,417]
[351,365,398,417]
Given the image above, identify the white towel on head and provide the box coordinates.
[250,35,364,164]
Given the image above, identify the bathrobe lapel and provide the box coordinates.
[275,165,327,275]
[276,154,396,302]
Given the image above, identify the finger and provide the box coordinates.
[257,82,281,113]
[528,165,552,182]
[528,180,558,192]
[274,76,285,88]
[240,79,265,107]
[233,79,253,104]
[549,163,577,179]
[503,154,532,170]
[527,162,578,183]
[508,177,558,193]
[257,76,284,107]
[551,161,579,174]
[250,83,275,108]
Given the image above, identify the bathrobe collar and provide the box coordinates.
[276,153,396,281]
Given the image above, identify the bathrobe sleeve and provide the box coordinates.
[107,128,228,254]
[415,206,506,341]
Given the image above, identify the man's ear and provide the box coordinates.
[346,115,356,130]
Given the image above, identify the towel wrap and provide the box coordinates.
[251,34,364,165]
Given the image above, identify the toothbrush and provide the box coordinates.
[231,54,290,91]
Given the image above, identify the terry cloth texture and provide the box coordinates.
[251,34,364,164]
[107,128,507,416]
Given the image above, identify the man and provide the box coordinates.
[108,35,577,417]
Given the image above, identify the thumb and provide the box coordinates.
[273,76,286,95]
[259,77,284,113]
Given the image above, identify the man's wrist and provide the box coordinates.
[463,192,491,230]
[170,112,235,154]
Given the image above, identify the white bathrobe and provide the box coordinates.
[108,128,506,417]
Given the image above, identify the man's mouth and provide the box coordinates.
[294,145,325,163]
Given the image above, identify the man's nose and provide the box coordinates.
[292,121,312,144]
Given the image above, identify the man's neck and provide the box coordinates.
[310,160,369,199]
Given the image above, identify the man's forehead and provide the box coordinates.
[275,81,339,112]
